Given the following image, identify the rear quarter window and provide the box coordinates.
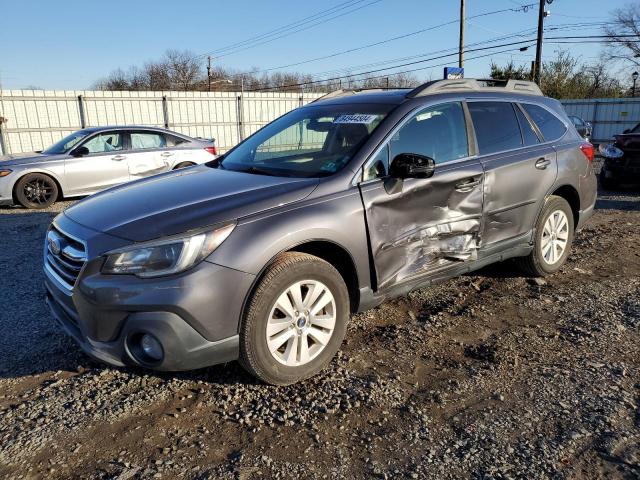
[522,104,567,141]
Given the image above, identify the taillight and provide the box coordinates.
[580,142,594,163]
[205,146,217,156]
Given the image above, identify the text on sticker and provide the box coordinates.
[334,114,378,124]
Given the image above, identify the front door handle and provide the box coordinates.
[535,157,551,170]
[161,151,174,157]
[111,155,127,161]
[455,178,481,192]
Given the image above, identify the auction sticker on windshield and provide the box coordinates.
[334,114,379,124]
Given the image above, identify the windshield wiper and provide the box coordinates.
[241,166,282,177]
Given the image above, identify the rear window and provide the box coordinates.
[468,102,522,155]
[522,104,567,141]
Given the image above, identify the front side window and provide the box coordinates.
[131,132,166,150]
[469,102,522,155]
[81,132,124,154]
[522,104,567,141]
[362,102,469,181]
[219,104,393,178]
[389,102,469,164]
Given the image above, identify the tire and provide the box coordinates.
[599,169,617,190]
[15,173,59,209]
[239,252,349,385]
[173,162,196,170]
[515,195,575,277]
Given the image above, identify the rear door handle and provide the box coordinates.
[535,157,551,170]
[161,151,174,157]
[111,155,127,161]
[455,178,481,192]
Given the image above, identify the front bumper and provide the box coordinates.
[44,216,256,371]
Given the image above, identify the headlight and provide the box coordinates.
[599,143,624,159]
[0,169,12,177]
[101,222,235,278]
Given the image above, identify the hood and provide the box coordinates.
[63,165,319,242]
[614,133,640,150]
[0,152,60,166]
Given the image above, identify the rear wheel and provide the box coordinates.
[173,162,195,170]
[516,196,574,276]
[15,173,58,209]
[239,252,349,385]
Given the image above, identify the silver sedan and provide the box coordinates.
[0,126,217,209]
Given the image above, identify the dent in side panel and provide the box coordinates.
[360,162,484,290]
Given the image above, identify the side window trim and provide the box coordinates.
[359,101,473,184]
[515,103,544,143]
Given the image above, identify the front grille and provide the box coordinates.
[45,225,87,290]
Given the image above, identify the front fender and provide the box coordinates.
[206,186,371,291]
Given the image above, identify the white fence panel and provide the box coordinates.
[0,90,324,155]
[561,97,640,143]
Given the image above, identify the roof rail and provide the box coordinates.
[406,78,543,98]
[311,87,409,103]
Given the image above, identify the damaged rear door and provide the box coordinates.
[358,101,484,291]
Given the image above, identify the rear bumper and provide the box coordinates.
[576,204,595,231]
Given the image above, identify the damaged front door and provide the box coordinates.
[358,101,484,291]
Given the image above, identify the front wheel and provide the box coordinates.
[15,173,59,209]
[239,252,349,385]
[515,196,574,276]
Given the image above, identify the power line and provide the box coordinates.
[198,0,366,56]
[196,0,384,59]
[222,3,538,78]
[248,33,638,91]
[249,39,539,91]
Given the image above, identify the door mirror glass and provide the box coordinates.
[389,153,435,179]
[71,146,89,157]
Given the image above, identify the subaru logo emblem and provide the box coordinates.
[48,234,61,255]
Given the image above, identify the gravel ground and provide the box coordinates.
[0,177,638,479]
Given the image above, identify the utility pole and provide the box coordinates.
[458,0,465,68]
[533,0,546,84]
[207,56,212,92]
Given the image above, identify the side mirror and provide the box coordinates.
[71,146,89,157]
[623,129,631,134]
[389,153,435,179]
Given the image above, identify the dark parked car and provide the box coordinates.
[568,115,592,141]
[44,79,597,385]
[599,122,640,189]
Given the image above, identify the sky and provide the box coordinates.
[0,0,633,90]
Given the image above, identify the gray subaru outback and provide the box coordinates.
[44,79,597,385]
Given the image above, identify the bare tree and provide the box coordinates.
[164,50,202,91]
[604,3,640,68]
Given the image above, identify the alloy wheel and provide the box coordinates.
[541,209,569,265]
[23,178,55,206]
[265,280,336,367]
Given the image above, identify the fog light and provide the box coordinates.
[140,334,163,361]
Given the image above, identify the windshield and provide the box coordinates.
[218,104,393,177]
[43,130,91,154]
